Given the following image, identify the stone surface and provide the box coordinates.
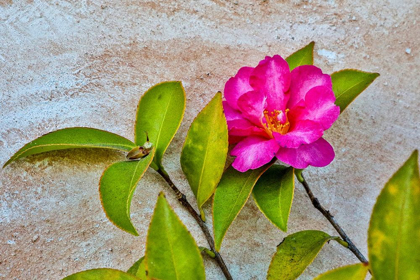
[0,0,419,279]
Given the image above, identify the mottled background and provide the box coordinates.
[0,0,419,279]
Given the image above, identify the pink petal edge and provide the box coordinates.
[287,65,332,109]
[289,86,340,130]
[231,137,279,172]
[237,90,267,126]
[223,101,243,122]
[273,120,324,148]
[249,55,291,112]
[275,137,335,169]
[224,67,255,110]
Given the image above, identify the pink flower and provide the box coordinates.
[223,55,340,172]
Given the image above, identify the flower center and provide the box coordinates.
[263,109,290,137]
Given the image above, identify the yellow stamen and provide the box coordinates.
[263,109,290,137]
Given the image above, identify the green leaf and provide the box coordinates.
[314,263,370,280]
[135,81,186,170]
[252,165,294,232]
[267,230,336,280]
[181,92,228,220]
[286,41,315,71]
[331,70,379,113]
[63,269,141,280]
[368,150,420,280]
[99,148,155,236]
[145,193,206,280]
[127,257,147,280]
[3,127,136,167]
[213,164,271,251]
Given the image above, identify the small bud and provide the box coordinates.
[126,146,148,160]
[126,131,153,160]
[143,141,152,149]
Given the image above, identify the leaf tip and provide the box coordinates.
[131,230,140,237]
[98,164,141,237]
[156,191,169,209]
[158,191,166,199]
[3,160,11,168]
[3,152,20,168]
[110,219,139,236]
[370,72,380,81]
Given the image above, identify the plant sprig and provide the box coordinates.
[5,42,407,280]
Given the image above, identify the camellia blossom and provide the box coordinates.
[223,55,340,172]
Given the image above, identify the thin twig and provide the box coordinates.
[297,172,369,264]
[156,168,233,280]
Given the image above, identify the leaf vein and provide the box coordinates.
[197,109,218,207]
[225,171,256,224]
[336,76,372,100]
[394,177,410,279]
[12,143,134,161]
[154,93,173,162]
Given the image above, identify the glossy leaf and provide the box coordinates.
[127,257,146,280]
[145,193,205,280]
[331,70,379,113]
[135,81,186,170]
[3,127,136,167]
[99,148,155,236]
[213,164,271,251]
[267,230,336,280]
[368,150,420,280]
[252,165,294,232]
[286,41,315,71]
[314,263,369,280]
[181,92,228,220]
[63,269,141,280]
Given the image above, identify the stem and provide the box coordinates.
[332,237,350,248]
[298,172,369,264]
[156,168,233,280]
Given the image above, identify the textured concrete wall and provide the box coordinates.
[1,0,419,279]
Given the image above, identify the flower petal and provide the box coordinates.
[276,137,335,169]
[287,65,332,108]
[224,101,267,143]
[289,86,340,130]
[223,101,243,122]
[273,120,324,148]
[249,55,291,111]
[231,137,279,172]
[228,119,267,137]
[224,67,254,110]
[237,90,266,126]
